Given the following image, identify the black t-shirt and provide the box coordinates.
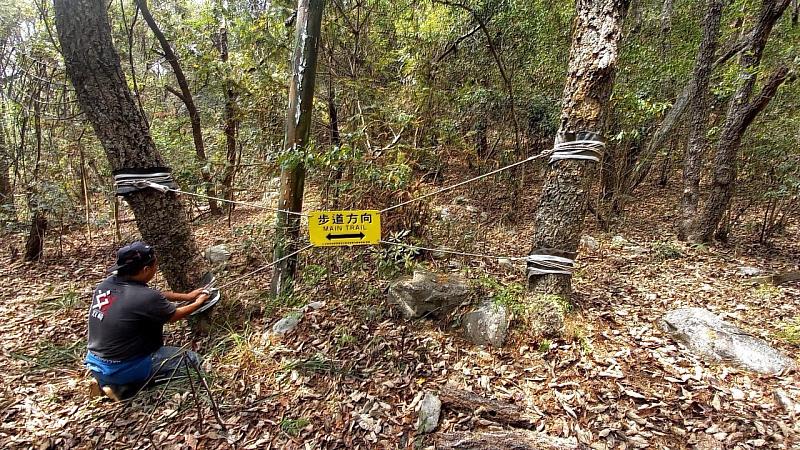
[87,275,176,361]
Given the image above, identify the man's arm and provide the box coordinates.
[168,293,209,322]
[163,289,204,302]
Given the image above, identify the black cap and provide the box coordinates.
[109,241,156,273]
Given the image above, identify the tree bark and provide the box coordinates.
[626,35,753,195]
[136,0,221,215]
[24,214,47,261]
[527,0,629,299]
[53,0,207,292]
[25,83,45,262]
[218,18,239,210]
[271,0,324,297]
[689,0,791,243]
[678,0,724,239]
[0,104,14,219]
[439,386,538,429]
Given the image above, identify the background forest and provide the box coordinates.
[1,0,797,249]
[1,0,800,448]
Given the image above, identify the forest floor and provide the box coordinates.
[1,158,799,450]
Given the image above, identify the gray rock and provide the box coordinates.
[388,270,469,319]
[737,266,762,277]
[447,260,462,270]
[463,301,509,347]
[660,307,796,375]
[611,235,628,248]
[416,392,441,434]
[272,314,300,335]
[204,244,231,263]
[437,206,454,222]
[498,258,514,270]
[580,235,599,251]
[525,293,570,337]
[306,301,325,310]
[774,389,796,413]
[623,245,649,255]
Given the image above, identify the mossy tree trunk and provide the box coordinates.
[270,0,325,297]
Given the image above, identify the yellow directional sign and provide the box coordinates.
[308,210,381,247]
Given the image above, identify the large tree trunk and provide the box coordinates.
[53,0,207,292]
[527,0,629,300]
[271,0,324,297]
[24,213,47,261]
[136,0,221,216]
[678,0,725,239]
[689,0,791,243]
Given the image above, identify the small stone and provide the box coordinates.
[204,244,231,263]
[774,389,795,413]
[465,205,478,214]
[730,388,745,400]
[437,207,453,222]
[463,301,509,347]
[448,260,462,270]
[307,301,325,310]
[271,315,300,335]
[525,293,569,337]
[611,235,628,248]
[416,392,441,434]
[624,245,648,255]
[452,196,468,205]
[498,258,514,270]
[737,266,762,277]
[580,235,599,251]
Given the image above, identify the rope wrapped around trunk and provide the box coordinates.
[549,131,605,163]
[113,167,179,195]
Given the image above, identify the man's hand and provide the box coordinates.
[164,288,206,302]
[169,293,210,322]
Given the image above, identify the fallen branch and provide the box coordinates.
[439,386,539,428]
[751,271,800,286]
[437,430,580,450]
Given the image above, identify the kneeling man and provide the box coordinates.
[86,241,209,401]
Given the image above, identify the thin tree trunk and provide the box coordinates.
[678,0,724,240]
[660,0,674,35]
[53,0,207,292]
[136,0,221,215]
[0,103,14,219]
[690,0,791,243]
[527,0,629,300]
[218,17,239,210]
[271,0,324,297]
[626,35,754,194]
[327,72,343,207]
[25,83,46,262]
